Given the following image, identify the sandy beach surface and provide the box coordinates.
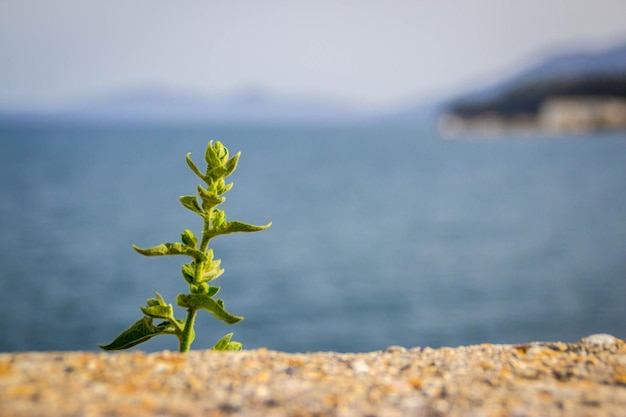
[1,334,625,417]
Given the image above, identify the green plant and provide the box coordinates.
[99,140,271,352]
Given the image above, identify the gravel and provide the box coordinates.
[2,334,626,417]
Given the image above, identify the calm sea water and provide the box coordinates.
[1,122,625,353]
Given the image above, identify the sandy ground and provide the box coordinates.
[1,334,626,417]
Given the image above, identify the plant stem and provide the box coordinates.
[183,208,213,353]
[200,208,213,252]
[179,308,197,353]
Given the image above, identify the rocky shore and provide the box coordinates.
[2,334,626,417]
[438,97,626,138]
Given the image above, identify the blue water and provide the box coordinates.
[1,122,625,353]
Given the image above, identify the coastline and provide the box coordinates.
[438,97,626,139]
[2,334,625,417]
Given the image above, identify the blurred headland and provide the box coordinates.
[438,42,626,137]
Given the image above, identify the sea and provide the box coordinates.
[1,121,625,353]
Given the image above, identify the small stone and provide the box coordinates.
[351,360,370,374]
[579,334,621,346]
[385,345,407,354]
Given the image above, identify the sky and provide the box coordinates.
[1,0,626,111]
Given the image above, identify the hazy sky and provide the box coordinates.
[1,0,626,110]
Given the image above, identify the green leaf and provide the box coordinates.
[146,291,167,307]
[141,304,174,319]
[206,165,228,181]
[176,293,191,308]
[217,181,234,195]
[133,243,207,261]
[204,140,219,166]
[226,220,272,233]
[181,262,195,284]
[187,284,220,297]
[207,285,220,297]
[211,209,226,229]
[201,258,223,282]
[155,291,166,305]
[212,333,242,351]
[185,152,206,182]
[205,140,228,167]
[181,229,198,248]
[222,152,240,178]
[197,185,225,207]
[178,293,243,324]
[98,317,176,351]
[140,292,174,320]
[190,282,209,294]
[179,195,203,215]
[211,221,272,238]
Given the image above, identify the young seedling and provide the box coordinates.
[99,140,271,352]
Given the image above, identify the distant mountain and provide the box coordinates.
[443,42,626,117]
[514,43,626,83]
[0,87,369,126]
